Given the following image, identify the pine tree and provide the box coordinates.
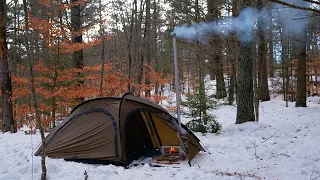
[182,84,221,133]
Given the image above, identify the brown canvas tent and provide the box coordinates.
[35,93,204,166]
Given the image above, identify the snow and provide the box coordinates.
[1,97,320,180]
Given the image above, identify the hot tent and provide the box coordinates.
[35,93,204,166]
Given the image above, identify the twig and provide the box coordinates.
[262,132,276,143]
[206,170,264,179]
[245,137,263,160]
[216,151,226,154]
[269,153,291,159]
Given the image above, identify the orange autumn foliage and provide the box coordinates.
[12,61,171,128]
[133,64,172,101]
[8,0,173,129]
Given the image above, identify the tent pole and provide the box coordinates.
[173,34,181,131]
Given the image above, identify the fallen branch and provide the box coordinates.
[245,137,263,160]
[269,153,291,159]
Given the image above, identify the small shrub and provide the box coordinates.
[182,85,222,134]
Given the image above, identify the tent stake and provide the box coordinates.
[173,34,181,131]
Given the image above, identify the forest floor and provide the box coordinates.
[1,95,320,180]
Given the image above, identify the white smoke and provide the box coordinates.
[172,1,312,41]
[273,0,311,37]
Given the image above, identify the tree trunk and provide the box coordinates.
[153,0,160,98]
[127,0,136,93]
[236,0,255,124]
[12,0,19,124]
[268,9,274,78]
[253,37,259,122]
[215,39,227,99]
[99,0,105,97]
[228,0,239,105]
[137,0,146,96]
[71,0,84,101]
[195,0,206,124]
[23,0,46,179]
[295,33,307,107]
[207,0,226,99]
[145,0,151,97]
[280,28,289,106]
[207,0,216,80]
[0,0,15,132]
[257,0,270,101]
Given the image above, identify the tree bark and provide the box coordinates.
[137,0,146,96]
[153,0,160,98]
[71,0,84,101]
[295,33,307,107]
[207,0,216,80]
[236,0,255,124]
[215,38,227,99]
[257,0,270,101]
[0,0,15,132]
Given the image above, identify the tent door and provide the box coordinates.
[125,111,157,164]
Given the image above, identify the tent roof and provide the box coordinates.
[69,93,168,116]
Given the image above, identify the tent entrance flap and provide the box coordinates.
[125,111,157,164]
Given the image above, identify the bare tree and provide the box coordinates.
[23,0,47,179]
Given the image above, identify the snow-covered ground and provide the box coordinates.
[1,97,320,180]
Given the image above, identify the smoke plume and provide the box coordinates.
[172,1,312,41]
